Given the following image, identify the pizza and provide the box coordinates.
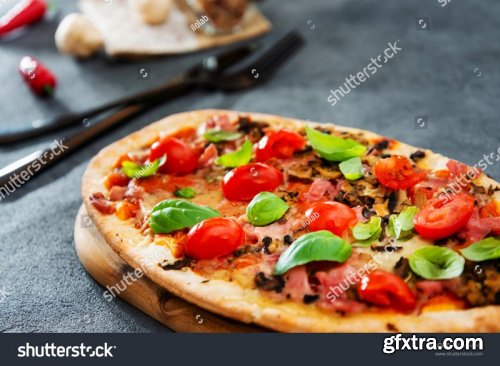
[82,109,500,332]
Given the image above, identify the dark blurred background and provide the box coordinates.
[0,0,499,332]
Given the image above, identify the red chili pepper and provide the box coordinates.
[19,56,57,97]
[0,0,47,37]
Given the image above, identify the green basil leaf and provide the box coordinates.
[398,206,419,231]
[204,130,242,143]
[215,140,253,168]
[174,187,196,199]
[460,237,500,262]
[339,157,364,180]
[305,126,366,162]
[274,231,352,275]
[149,199,220,234]
[387,206,418,240]
[409,246,465,280]
[122,155,166,179]
[352,216,382,244]
[387,215,403,239]
[246,192,289,226]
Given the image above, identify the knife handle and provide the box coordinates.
[0,104,144,188]
[0,77,191,145]
[0,80,192,190]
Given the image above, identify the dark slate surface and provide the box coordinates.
[0,0,499,332]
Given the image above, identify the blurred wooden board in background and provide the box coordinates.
[79,0,271,57]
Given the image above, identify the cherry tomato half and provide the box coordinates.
[149,137,198,175]
[413,193,475,240]
[374,155,426,190]
[184,217,245,260]
[357,270,416,312]
[222,163,283,201]
[306,201,358,236]
[255,129,306,162]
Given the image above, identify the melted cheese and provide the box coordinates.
[355,237,432,272]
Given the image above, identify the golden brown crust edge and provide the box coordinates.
[81,109,500,333]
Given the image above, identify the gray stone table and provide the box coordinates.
[1,0,499,332]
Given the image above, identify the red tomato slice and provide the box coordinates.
[255,129,306,162]
[413,193,475,240]
[222,163,283,201]
[305,201,358,236]
[374,155,426,190]
[149,137,199,175]
[357,270,416,312]
[184,217,245,260]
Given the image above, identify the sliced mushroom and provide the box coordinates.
[287,163,313,180]
[314,165,342,179]
[388,189,408,214]
[373,200,389,217]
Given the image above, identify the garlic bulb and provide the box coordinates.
[55,13,104,58]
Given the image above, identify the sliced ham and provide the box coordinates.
[353,205,366,222]
[200,114,237,133]
[198,143,218,168]
[459,208,500,245]
[301,179,339,202]
[409,161,481,207]
[90,192,115,214]
[283,266,314,302]
[315,264,365,313]
[447,159,481,180]
[443,160,482,197]
[416,280,446,298]
[242,221,292,244]
[409,174,449,207]
[416,279,461,304]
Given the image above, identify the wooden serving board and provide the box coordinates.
[74,205,265,332]
[79,0,271,57]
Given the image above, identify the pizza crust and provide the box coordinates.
[81,109,500,332]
